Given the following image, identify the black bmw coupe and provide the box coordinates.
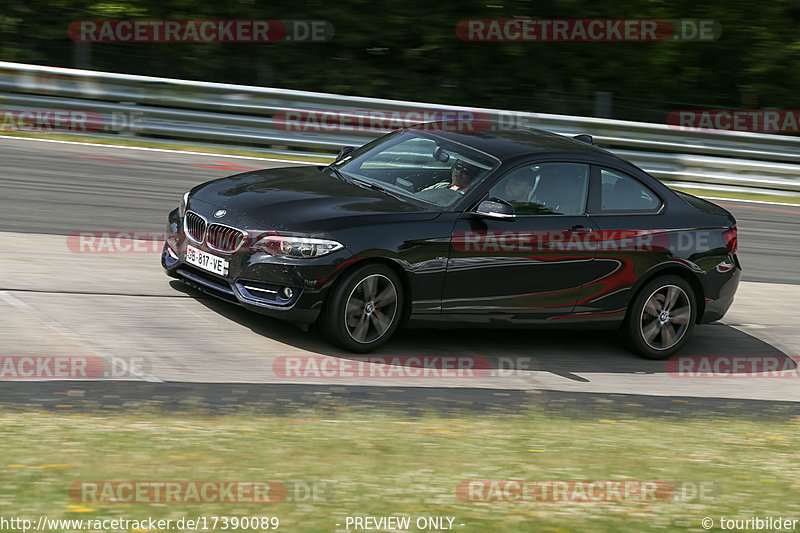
[162,122,741,359]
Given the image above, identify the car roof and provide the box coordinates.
[411,120,615,162]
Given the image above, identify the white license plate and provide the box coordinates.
[185,244,229,276]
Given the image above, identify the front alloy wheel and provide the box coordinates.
[322,264,403,352]
[345,273,398,344]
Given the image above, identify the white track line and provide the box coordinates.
[0,290,162,382]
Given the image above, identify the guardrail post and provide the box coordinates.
[73,42,92,69]
[594,91,612,118]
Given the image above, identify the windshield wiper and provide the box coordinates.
[326,164,348,182]
[350,177,406,202]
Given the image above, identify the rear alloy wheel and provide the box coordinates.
[624,275,696,359]
[322,264,403,352]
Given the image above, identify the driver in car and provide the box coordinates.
[423,160,480,192]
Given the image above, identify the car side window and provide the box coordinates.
[599,168,662,212]
[488,162,589,215]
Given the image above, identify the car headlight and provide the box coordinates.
[256,235,344,258]
[179,191,189,218]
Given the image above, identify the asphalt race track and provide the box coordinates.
[1,136,799,404]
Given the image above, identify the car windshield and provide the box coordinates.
[333,130,500,208]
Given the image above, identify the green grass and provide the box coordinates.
[2,410,800,532]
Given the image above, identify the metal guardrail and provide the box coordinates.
[1,61,799,197]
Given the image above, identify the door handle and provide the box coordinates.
[567,224,593,232]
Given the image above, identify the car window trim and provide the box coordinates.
[588,164,665,216]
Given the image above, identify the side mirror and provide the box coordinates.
[474,199,515,220]
[336,146,355,162]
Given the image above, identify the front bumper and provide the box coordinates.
[161,208,349,324]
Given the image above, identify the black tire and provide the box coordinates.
[321,263,403,352]
[623,275,697,360]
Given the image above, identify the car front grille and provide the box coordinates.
[183,211,247,253]
[207,223,247,253]
[185,211,207,243]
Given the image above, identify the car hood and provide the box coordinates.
[187,166,440,233]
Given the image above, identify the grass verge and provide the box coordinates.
[2,409,799,532]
